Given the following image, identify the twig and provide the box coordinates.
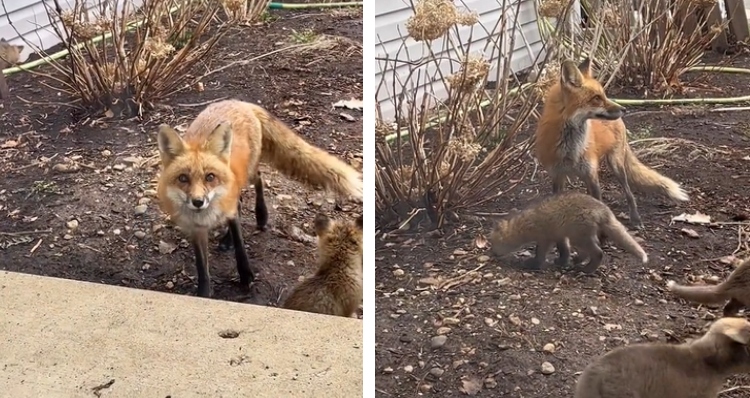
[29,238,43,254]
[194,43,310,82]
[0,229,52,236]
[176,96,229,107]
[720,385,750,394]
[472,212,509,217]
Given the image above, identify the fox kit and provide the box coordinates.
[574,317,750,398]
[0,38,23,68]
[157,100,363,298]
[489,192,647,273]
[534,58,688,229]
[667,257,750,316]
[283,214,363,317]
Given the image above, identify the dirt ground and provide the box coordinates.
[375,51,750,396]
[0,7,363,307]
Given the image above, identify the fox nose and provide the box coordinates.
[191,198,205,208]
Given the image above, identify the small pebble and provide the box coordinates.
[543,343,556,353]
[436,326,451,335]
[431,335,447,348]
[63,234,73,240]
[541,361,555,375]
[634,299,644,306]
[383,367,393,374]
[134,231,146,239]
[113,229,121,235]
[404,365,414,373]
[165,281,174,289]
[393,269,405,277]
[134,205,148,215]
[429,367,444,377]
[113,164,126,171]
[477,255,490,263]
[66,219,79,230]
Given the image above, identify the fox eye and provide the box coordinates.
[178,174,189,183]
[205,173,215,182]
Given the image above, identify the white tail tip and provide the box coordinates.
[666,280,676,290]
[641,254,648,264]
[671,186,689,202]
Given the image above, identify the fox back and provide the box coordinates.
[575,317,750,398]
[283,214,363,317]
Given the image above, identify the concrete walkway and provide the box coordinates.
[0,271,362,397]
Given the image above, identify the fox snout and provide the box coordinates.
[596,102,625,120]
[189,196,209,210]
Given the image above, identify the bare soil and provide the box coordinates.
[0,8,363,308]
[375,51,750,397]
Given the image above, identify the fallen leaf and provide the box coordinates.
[672,212,711,225]
[459,376,483,396]
[681,228,699,238]
[104,109,115,118]
[158,240,177,255]
[1,140,18,149]
[474,234,488,249]
[332,98,363,110]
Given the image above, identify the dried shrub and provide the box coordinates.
[220,0,270,24]
[6,0,228,117]
[375,0,575,229]
[538,0,726,94]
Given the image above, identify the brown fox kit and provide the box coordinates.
[157,100,363,298]
[283,214,363,318]
[534,58,688,229]
[489,192,647,273]
[574,317,750,398]
[0,38,23,68]
[667,257,750,316]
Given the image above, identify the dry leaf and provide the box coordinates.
[681,228,699,238]
[474,234,488,249]
[672,212,711,225]
[1,140,18,149]
[104,109,115,118]
[459,376,483,396]
[158,240,177,255]
[332,98,363,110]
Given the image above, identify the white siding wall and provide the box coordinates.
[0,0,142,62]
[375,0,545,121]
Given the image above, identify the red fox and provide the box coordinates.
[534,58,689,229]
[574,317,750,398]
[0,38,23,68]
[667,257,750,316]
[283,214,363,317]
[489,192,647,273]
[156,100,363,298]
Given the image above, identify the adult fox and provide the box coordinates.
[534,58,688,230]
[156,99,363,298]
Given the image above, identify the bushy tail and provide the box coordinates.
[600,216,648,263]
[623,144,689,202]
[256,109,363,200]
[666,281,727,305]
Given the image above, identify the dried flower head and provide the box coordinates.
[406,0,478,42]
[447,136,481,162]
[446,55,490,94]
[144,37,175,58]
[690,0,718,7]
[539,0,566,18]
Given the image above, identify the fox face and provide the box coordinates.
[0,38,23,64]
[157,123,236,226]
[560,58,625,121]
[315,213,364,261]
[489,219,521,256]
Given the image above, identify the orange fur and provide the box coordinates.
[534,58,688,229]
[283,214,363,318]
[0,38,23,68]
[156,99,363,297]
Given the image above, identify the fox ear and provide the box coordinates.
[578,58,593,78]
[560,60,584,88]
[314,214,331,236]
[157,124,185,164]
[205,122,232,159]
[15,45,23,53]
[355,215,363,230]
[715,318,750,344]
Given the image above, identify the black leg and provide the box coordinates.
[218,201,242,252]
[254,172,268,231]
[554,239,571,266]
[228,217,254,286]
[192,233,211,298]
[522,242,552,270]
[723,298,744,317]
